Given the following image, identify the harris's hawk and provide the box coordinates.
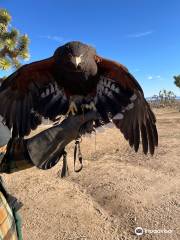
[0,41,158,155]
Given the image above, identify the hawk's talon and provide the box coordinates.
[82,102,96,111]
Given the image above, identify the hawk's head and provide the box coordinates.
[54,41,98,79]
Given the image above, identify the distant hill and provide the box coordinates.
[146,96,180,101]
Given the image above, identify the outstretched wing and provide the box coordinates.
[94,56,158,155]
[0,57,69,137]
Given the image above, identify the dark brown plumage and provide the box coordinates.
[0,41,158,154]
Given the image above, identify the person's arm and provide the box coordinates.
[0,111,98,174]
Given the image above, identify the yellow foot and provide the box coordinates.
[82,102,96,111]
[66,101,78,116]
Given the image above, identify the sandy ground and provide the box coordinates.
[1,108,180,240]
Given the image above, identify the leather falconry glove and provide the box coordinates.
[0,111,99,177]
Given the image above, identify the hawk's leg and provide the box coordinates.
[66,96,96,117]
[66,101,78,116]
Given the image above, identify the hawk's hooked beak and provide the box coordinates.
[74,54,83,68]
[75,57,81,67]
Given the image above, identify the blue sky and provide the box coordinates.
[1,0,180,97]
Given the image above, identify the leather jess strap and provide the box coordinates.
[74,138,83,173]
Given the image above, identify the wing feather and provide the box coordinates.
[133,121,140,152]
[0,57,69,137]
[94,56,158,155]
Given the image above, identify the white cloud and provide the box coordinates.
[156,75,161,79]
[126,30,154,38]
[39,35,64,43]
[147,75,162,80]
[133,68,140,72]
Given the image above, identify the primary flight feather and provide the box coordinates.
[0,41,158,155]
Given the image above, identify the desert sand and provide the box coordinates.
[1,108,180,240]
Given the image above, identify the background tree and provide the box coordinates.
[173,75,180,89]
[0,8,30,80]
[158,89,176,105]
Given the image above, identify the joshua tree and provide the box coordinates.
[174,75,180,89]
[0,8,30,78]
[159,90,165,103]
[167,91,176,102]
[158,89,176,105]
